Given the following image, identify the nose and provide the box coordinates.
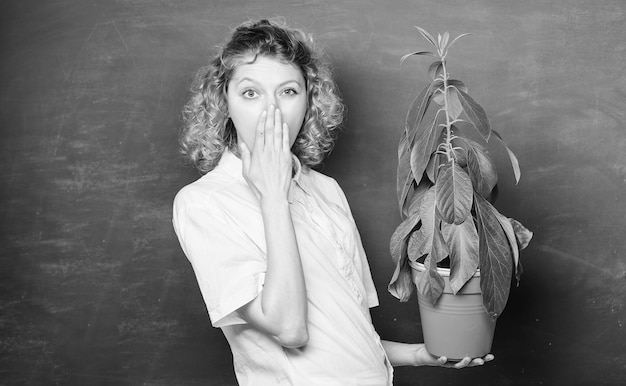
[265,94,279,111]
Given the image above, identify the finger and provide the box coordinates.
[484,354,495,362]
[255,110,268,150]
[273,107,283,149]
[453,357,472,369]
[282,122,290,152]
[239,142,251,174]
[264,104,275,150]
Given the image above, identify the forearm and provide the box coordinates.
[381,340,421,367]
[257,197,308,344]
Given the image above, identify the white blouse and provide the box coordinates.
[173,150,392,385]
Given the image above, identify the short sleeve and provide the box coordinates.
[328,179,380,309]
[172,186,266,327]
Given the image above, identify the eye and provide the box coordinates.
[281,88,299,96]
[242,89,258,99]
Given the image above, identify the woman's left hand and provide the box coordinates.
[411,343,494,369]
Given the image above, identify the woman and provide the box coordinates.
[173,18,492,385]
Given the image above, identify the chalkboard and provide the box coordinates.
[1,0,625,385]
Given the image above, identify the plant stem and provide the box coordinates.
[440,58,454,164]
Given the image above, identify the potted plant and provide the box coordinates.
[388,26,533,359]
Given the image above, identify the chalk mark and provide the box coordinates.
[65,22,99,83]
[112,20,129,52]
[535,243,624,280]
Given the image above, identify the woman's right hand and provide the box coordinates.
[236,106,309,349]
[240,104,293,202]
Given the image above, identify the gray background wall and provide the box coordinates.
[1,0,625,385]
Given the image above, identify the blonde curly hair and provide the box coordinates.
[180,18,345,174]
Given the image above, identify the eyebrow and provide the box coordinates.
[233,77,303,88]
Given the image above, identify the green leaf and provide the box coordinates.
[401,51,437,64]
[436,160,473,225]
[464,139,498,198]
[442,219,479,294]
[492,130,522,184]
[457,89,491,141]
[414,26,438,49]
[474,193,514,319]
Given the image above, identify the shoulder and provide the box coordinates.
[173,167,250,216]
[302,167,340,187]
[301,168,348,204]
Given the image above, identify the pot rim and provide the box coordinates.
[410,260,481,278]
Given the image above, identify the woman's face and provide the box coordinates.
[226,56,307,151]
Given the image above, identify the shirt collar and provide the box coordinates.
[217,149,245,180]
[217,149,312,198]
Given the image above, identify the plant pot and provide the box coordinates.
[411,262,496,360]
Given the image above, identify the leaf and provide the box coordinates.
[401,51,437,64]
[425,152,442,184]
[440,31,450,51]
[414,26,438,49]
[474,193,514,319]
[432,84,463,120]
[388,253,414,301]
[492,130,522,184]
[414,246,446,306]
[493,212,521,281]
[450,135,468,167]
[448,79,468,93]
[390,213,421,265]
[398,81,437,214]
[442,219,479,294]
[457,89,491,141]
[409,114,440,196]
[412,188,448,305]
[405,84,434,139]
[397,131,413,215]
[510,218,533,250]
[446,86,463,120]
[389,184,432,302]
[436,160,473,225]
[391,184,428,264]
[428,61,443,80]
[447,33,472,52]
[464,139,498,198]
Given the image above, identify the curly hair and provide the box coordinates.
[180,18,345,174]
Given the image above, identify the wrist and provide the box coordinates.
[260,196,290,212]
